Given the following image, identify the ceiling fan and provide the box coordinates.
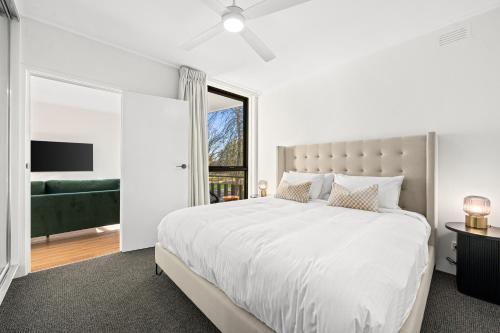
[182,0,312,62]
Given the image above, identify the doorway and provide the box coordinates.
[28,75,122,272]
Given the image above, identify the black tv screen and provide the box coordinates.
[31,140,93,172]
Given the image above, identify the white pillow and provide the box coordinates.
[292,171,335,200]
[320,173,335,200]
[333,174,404,209]
[281,172,324,199]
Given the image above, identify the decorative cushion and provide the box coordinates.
[284,172,324,199]
[328,183,378,211]
[275,181,312,203]
[334,174,403,209]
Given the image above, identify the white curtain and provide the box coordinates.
[178,66,210,206]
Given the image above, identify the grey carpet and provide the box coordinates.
[421,270,500,332]
[0,248,218,332]
[0,248,498,332]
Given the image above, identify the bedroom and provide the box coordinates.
[1,0,500,332]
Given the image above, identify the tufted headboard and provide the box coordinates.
[276,133,436,243]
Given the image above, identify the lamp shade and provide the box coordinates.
[258,180,267,190]
[463,196,491,216]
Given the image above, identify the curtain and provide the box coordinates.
[178,66,210,206]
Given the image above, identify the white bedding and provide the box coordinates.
[158,197,431,333]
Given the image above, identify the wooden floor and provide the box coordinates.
[31,225,120,272]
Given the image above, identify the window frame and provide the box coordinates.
[207,85,249,199]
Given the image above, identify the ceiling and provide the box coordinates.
[208,92,243,112]
[17,0,500,92]
[31,76,122,113]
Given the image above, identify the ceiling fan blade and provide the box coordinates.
[243,0,312,19]
[200,0,228,15]
[240,27,276,62]
[181,22,225,51]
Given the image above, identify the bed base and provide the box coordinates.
[155,243,435,333]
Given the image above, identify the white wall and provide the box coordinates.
[30,102,121,181]
[11,17,181,276]
[258,8,500,274]
[21,17,179,97]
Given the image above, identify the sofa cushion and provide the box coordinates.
[45,179,120,194]
[31,181,46,195]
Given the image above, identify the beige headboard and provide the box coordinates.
[277,133,436,243]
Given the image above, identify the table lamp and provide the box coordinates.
[258,180,268,197]
[463,195,491,229]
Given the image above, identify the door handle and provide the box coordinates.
[176,164,187,169]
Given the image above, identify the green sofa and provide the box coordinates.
[31,179,120,238]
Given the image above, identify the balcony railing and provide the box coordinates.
[209,173,245,202]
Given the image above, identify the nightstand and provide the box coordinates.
[445,222,500,305]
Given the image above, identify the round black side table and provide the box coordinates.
[446,222,500,305]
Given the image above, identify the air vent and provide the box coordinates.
[439,26,470,47]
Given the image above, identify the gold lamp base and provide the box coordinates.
[465,215,489,229]
[259,189,267,197]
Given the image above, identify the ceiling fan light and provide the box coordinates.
[223,12,245,32]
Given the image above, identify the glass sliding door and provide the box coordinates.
[207,86,248,202]
[0,0,11,281]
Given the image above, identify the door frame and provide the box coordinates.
[207,85,249,199]
[22,68,123,274]
[0,0,13,293]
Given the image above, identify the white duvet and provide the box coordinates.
[158,197,430,333]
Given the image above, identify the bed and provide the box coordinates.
[155,133,436,333]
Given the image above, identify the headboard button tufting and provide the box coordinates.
[276,133,434,220]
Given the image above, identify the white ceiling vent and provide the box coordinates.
[439,25,470,47]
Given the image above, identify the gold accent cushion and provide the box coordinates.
[328,183,379,211]
[275,181,312,203]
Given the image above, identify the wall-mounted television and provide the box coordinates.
[31,140,93,172]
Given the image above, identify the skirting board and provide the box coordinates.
[155,243,435,333]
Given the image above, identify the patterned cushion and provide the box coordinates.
[275,181,312,203]
[328,183,378,211]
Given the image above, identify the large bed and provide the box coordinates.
[155,133,436,333]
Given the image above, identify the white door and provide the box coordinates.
[121,92,189,252]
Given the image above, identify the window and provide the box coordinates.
[207,86,248,202]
